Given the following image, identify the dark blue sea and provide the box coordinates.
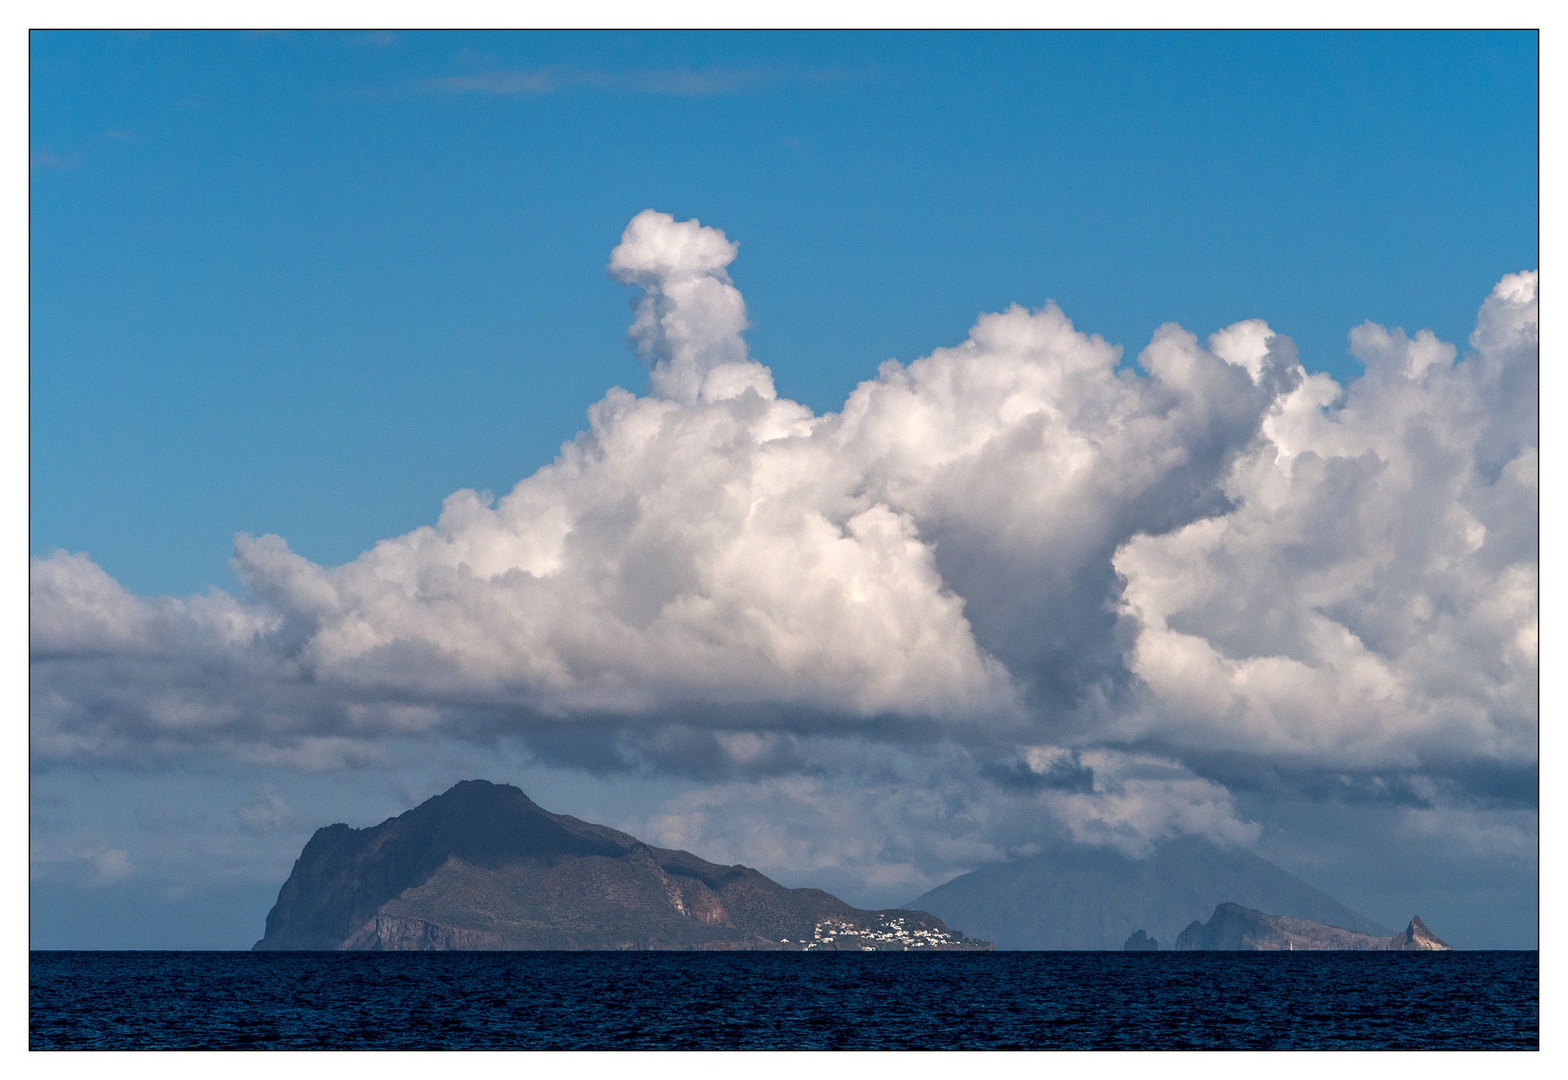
[31,950,1536,1050]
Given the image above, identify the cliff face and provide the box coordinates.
[254,780,990,952]
[1174,903,1452,951]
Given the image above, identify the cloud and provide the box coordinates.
[31,131,138,171]
[29,211,1536,875]
[608,209,755,403]
[1396,803,1537,863]
[1046,749,1262,856]
[236,789,298,835]
[635,744,1260,903]
[91,849,135,884]
[820,291,1299,717]
[1111,271,1537,773]
[31,148,83,170]
[31,845,136,887]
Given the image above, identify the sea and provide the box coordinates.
[30,949,1537,1050]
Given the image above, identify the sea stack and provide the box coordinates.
[1123,929,1159,951]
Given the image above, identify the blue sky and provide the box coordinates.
[30,31,1538,950]
[32,30,1537,597]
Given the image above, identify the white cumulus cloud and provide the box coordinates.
[1112,272,1537,771]
[29,211,1536,874]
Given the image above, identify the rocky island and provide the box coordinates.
[1123,929,1160,951]
[1175,902,1451,951]
[253,780,990,952]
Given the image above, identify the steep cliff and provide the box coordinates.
[254,780,989,952]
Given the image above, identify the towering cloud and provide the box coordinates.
[608,209,761,403]
[30,212,1537,872]
[1113,275,1537,772]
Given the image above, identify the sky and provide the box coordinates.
[29,30,1538,949]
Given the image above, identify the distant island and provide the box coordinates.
[253,780,990,951]
[909,834,1392,950]
[1174,903,1450,951]
[1123,929,1159,951]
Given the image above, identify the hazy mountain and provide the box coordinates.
[908,837,1390,950]
[1175,903,1450,951]
[254,780,989,951]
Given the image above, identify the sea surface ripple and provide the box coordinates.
[30,950,1537,1050]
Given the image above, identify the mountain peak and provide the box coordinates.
[1399,915,1451,951]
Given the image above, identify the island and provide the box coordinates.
[1175,902,1451,951]
[253,780,991,952]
